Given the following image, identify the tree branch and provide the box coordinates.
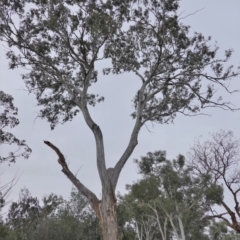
[112,82,147,189]
[220,200,240,233]
[78,84,108,188]
[43,140,101,217]
[208,212,230,225]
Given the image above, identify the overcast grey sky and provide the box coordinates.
[1,0,240,205]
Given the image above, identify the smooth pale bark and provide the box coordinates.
[150,205,167,240]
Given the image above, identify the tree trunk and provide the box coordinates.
[98,190,118,240]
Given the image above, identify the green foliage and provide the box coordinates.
[5,188,61,239]
[0,151,238,240]
[0,0,238,130]
[205,184,224,205]
[0,221,10,240]
[0,91,31,163]
[118,150,225,239]
[209,221,240,240]
[0,0,120,129]
[3,187,101,240]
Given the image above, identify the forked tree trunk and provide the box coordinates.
[43,141,120,239]
[97,190,119,240]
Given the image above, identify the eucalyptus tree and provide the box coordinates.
[118,151,222,240]
[0,0,239,238]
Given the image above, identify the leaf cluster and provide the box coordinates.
[0,91,31,163]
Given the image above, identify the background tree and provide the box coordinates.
[3,187,101,240]
[43,187,101,240]
[0,0,239,238]
[208,220,240,240]
[6,187,48,239]
[190,130,240,234]
[118,151,222,240]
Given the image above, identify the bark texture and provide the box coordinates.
[98,191,118,240]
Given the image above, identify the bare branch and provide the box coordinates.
[190,130,240,233]
[208,212,231,226]
[178,8,205,21]
[43,140,101,216]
